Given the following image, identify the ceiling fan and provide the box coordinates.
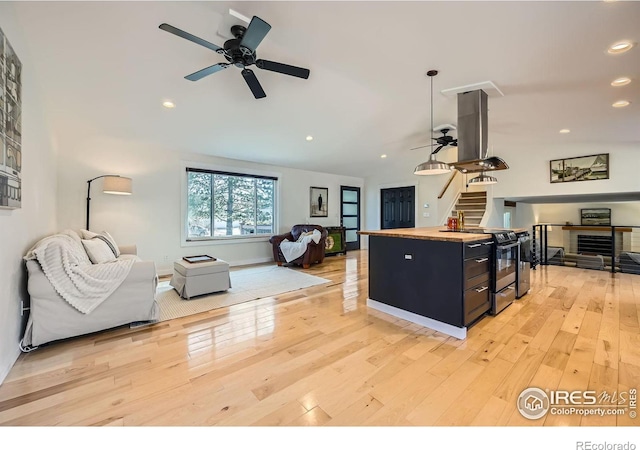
[159,16,310,99]
[410,128,458,154]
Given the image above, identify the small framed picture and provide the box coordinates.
[310,186,328,217]
[580,208,611,226]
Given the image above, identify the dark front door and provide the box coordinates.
[340,186,361,251]
[381,186,415,229]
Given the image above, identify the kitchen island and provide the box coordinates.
[358,226,523,339]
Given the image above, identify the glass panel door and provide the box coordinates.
[340,186,360,251]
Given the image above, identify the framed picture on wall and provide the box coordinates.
[0,26,22,210]
[549,153,609,184]
[581,208,611,226]
[310,186,328,217]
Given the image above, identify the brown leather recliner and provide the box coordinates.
[269,224,328,269]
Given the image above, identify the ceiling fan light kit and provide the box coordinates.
[159,15,310,99]
[413,70,453,176]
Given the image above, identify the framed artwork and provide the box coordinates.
[310,186,328,217]
[581,208,611,226]
[549,153,609,184]
[0,26,22,210]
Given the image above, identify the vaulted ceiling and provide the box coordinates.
[12,1,640,178]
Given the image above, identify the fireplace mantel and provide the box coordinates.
[561,226,632,232]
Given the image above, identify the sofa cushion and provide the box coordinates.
[82,238,117,264]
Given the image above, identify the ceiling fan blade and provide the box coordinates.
[256,59,310,79]
[431,145,445,154]
[185,63,229,81]
[409,143,438,151]
[241,69,266,99]
[239,16,271,52]
[159,23,223,53]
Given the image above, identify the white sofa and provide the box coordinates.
[21,229,159,349]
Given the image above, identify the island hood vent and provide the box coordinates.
[449,89,508,173]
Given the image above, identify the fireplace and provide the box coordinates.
[578,235,612,257]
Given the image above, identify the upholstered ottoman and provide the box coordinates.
[170,259,231,299]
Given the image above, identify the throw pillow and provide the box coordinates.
[80,230,120,258]
[96,231,120,258]
[80,229,98,240]
[82,238,117,264]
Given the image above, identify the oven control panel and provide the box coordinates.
[493,231,517,244]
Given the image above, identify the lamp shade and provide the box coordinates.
[103,176,132,195]
[414,158,452,175]
[468,173,497,185]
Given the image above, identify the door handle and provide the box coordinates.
[467,243,481,248]
[482,242,493,246]
[475,258,489,263]
[475,286,489,293]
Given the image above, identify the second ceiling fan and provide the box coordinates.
[159,15,310,99]
[410,127,458,154]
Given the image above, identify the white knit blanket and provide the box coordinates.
[279,230,321,262]
[24,234,135,314]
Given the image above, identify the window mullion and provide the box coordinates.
[210,174,214,237]
[254,179,258,234]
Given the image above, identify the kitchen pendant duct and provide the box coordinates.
[414,70,453,176]
[449,89,508,173]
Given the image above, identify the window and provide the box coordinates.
[186,168,277,240]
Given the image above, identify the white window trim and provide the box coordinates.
[180,160,281,248]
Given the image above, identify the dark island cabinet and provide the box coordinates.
[369,236,492,328]
[462,240,493,325]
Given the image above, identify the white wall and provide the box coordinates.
[0,5,58,383]
[55,140,363,275]
[492,144,637,199]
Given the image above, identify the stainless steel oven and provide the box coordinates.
[490,231,519,315]
[495,241,518,292]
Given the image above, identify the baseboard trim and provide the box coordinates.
[366,298,467,339]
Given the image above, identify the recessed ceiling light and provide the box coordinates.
[608,41,634,54]
[612,100,630,108]
[306,135,313,141]
[559,129,571,134]
[162,101,175,108]
[380,154,387,159]
[611,77,631,87]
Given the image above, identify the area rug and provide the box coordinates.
[155,265,330,322]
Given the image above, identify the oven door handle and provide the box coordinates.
[497,242,520,250]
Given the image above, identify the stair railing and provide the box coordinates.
[437,171,464,226]
[438,170,459,199]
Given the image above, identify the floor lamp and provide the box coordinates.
[86,175,132,230]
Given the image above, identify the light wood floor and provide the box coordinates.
[1,250,639,426]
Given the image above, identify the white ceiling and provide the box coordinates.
[12,1,640,178]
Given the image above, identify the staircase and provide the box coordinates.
[452,191,487,228]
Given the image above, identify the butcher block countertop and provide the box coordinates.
[358,226,527,243]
